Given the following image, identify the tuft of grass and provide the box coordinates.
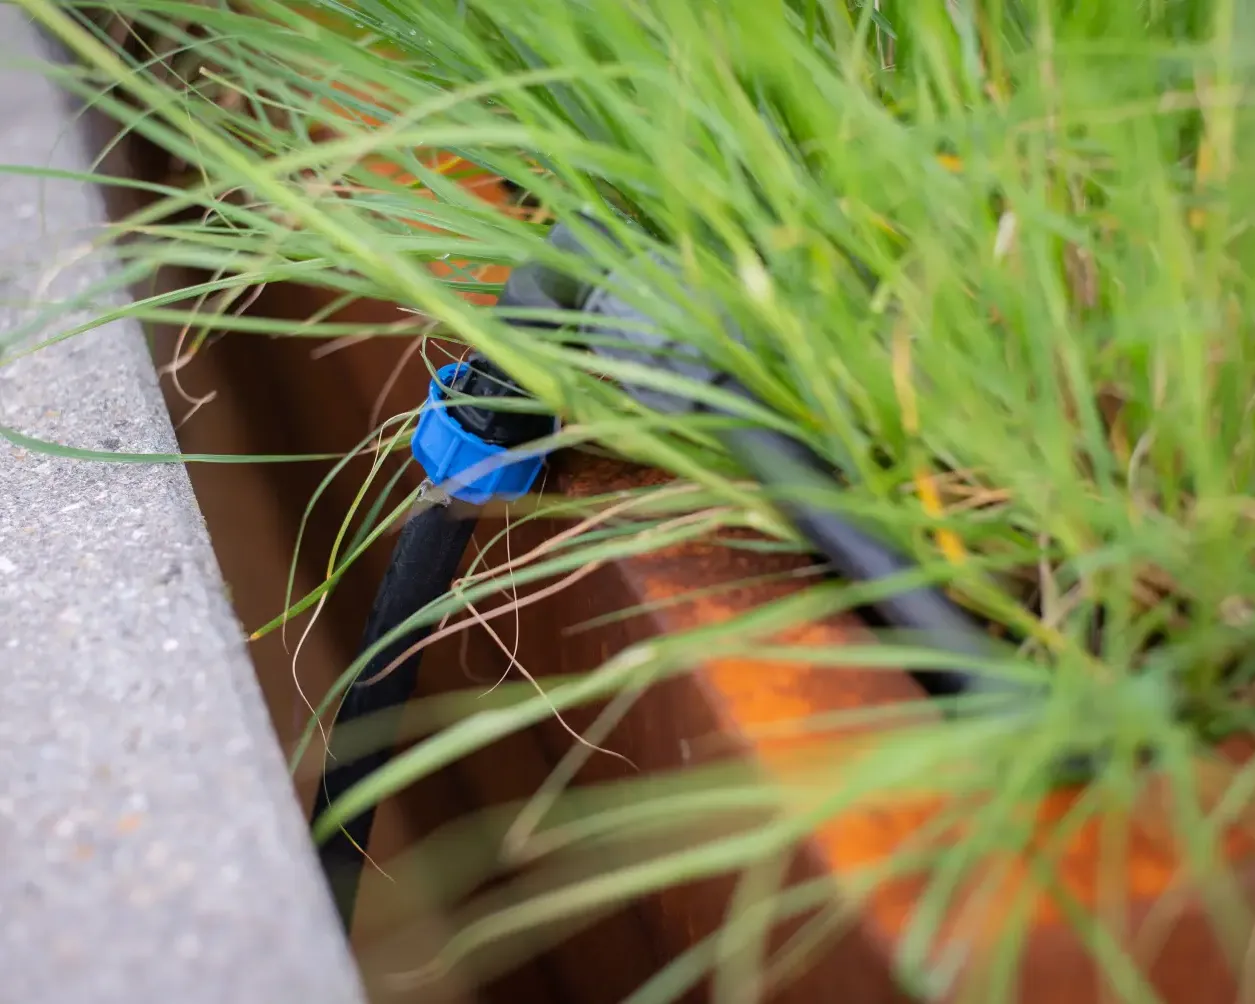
[9,0,1255,998]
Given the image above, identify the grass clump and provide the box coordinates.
[9,0,1255,998]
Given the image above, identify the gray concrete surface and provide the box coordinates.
[0,8,365,1003]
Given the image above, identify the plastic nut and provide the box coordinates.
[410,363,548,505]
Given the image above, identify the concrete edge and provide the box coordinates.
[0,8,365,1002]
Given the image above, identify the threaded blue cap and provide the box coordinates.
[410,363,551,505]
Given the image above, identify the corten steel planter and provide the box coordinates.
[526,464,1255,1004]
[159,269,1255,1003]
[98,72,1255,996]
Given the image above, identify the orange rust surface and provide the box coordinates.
[552,454,1255,999]
[309,82,522,306]
[607,530,939,950]
[355,151,515,305]
[273,15,533,308]
[663,561,1253,943]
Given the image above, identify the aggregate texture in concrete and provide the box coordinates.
[0,9,365,1002]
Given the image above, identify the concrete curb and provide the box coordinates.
[0,9,365,1002]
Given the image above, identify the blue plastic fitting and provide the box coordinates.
[410,362,550,505]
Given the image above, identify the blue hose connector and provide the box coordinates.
[411,362,550,505]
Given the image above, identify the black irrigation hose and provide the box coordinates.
[314,503,477,931]
[566,223,1023,702]
[710,418,998,697]
[312,354,552,932]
